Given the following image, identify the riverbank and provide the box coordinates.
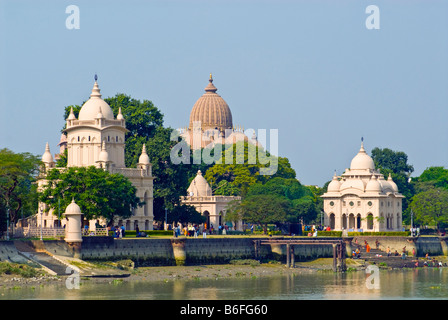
[0,258,353,290]
[2,254,447,292]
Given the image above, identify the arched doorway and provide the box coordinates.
[330,213,335,230]
[342,214,347,230]
[367,213,374,230]
[356,214,362,230]
[349,214,355,229]
[203,211,210,229]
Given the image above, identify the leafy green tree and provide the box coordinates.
[233,194,291,234]
[411,166,448,193]
[246,177,319,224]
[169,204,205,225]
[371,147,415,219]
[204,141,296,196]
[39,166,142,226]
[409,187,448,231]
[0,149,41,228]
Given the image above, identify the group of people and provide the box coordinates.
[110,225,126,238]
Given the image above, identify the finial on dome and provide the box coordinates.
[67,106,76,120]
[205,74,217,93]
[90,77,102,99]
[94,74,98,82]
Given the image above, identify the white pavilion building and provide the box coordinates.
[321,142,404,232]
[181,170,242,231]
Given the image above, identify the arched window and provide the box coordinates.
[367,213,374,230]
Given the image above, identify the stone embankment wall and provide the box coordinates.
[6,236,448,267]
[351,236,448,256]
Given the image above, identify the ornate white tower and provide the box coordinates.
[65,75,127,168]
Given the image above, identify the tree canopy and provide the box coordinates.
[204,141,296,197]
[0,149,41,229]
[370,147,415,215]
[39,166,142,226]
[409,187,448,230]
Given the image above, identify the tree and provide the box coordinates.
[169,204,205,225]
[234,194,291,234]
[204,141,296,197]
[411,166,448,193]
[0,149,41,230]
[39,166,142,226]
[371,147,415,218]
[409,187,448,231]
[246,177,319,224]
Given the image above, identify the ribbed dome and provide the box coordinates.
[65,199,82,215]
[78,78,115,121]
[350,142,375,170]
[189,75,233,132]
[187,170,212,197]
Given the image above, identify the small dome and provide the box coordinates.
[78,78,115,121]
[378,175,393,192]
[187,170,212,197]
[117,107,124,120]
[387,174,399,192]
[327,173,341,192]
[365,175,382,193]
[98,141,110,162]
[65,199,82,215]
[340,178,365,192]
[138,144,150,165]
[189,75,233,132]
[41,142,54,163]
[350,142,375,171]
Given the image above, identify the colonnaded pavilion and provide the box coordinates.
[321,141,404,232]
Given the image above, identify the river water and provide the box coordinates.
[1,268,447,300]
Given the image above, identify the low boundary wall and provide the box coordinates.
[6,236,448,267]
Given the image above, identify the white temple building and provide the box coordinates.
[36,76,155,232]
[180,170,242,231]
[321,142,404,232]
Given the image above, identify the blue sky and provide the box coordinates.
[1,0,447,187]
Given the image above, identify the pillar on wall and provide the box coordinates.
[406,236,419,257]
[439,236,448,256]
[342,237,354,258]
[64,199,83,258]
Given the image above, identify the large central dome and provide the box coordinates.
[188,75,233,132]
[78,78,115,121]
